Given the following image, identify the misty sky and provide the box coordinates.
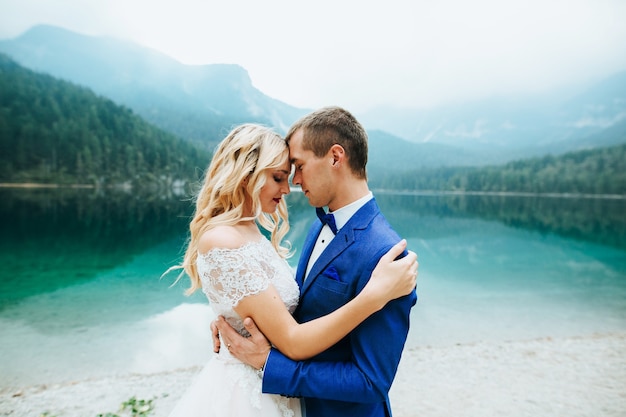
[1,0,625,112]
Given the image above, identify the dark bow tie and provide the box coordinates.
[316,207,338,235]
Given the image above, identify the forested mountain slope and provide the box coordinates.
[371,142,626,195]
[0,54,210,187]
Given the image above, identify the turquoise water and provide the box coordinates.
[1,188,625,387]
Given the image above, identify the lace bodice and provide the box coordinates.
[198,238,300,336]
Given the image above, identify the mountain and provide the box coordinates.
[0,53,209,187]
[1,50,622,197]
[1,24,624,173]
[366,129,501,180]
[0,24,309,149]
[360,70,626,159]
[0,24,485,171]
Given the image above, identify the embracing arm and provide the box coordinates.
[263,289,416,403]
[233,239,417,361]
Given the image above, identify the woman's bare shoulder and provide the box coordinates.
[198,225,248,254]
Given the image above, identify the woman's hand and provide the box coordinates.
[362,239,418,309]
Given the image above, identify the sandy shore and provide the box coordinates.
[1,333,625,417]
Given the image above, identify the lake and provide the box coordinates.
[1,187,625,388]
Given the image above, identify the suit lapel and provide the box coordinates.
[299,199,380,296]
[295,222,322,288]
[300,228,354,296]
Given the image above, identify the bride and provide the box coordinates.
[167,124,417,417]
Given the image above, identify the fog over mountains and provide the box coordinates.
[361,70,626,154]
[1,24,625,172]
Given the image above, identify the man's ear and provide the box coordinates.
[329,144,345,167]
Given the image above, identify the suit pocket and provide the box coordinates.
[317,274,349,295]
[304,276,350,318]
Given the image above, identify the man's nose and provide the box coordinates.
[292,171,301,185]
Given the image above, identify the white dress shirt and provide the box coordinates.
[304,192,373,279]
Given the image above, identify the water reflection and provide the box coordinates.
[1,188,624,309]
[0,187,192,308]
[374,192,626,251]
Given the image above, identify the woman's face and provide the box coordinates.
[259,157,291,213]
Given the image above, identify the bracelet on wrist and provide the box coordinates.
[256,349,271,379]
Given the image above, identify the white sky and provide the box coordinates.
[1,0,625,112]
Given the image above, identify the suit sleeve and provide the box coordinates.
[262,248,417,402]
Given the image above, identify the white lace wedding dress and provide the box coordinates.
[168,238,302,417]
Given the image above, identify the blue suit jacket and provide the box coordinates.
[263,198,418,417]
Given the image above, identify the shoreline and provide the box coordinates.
[1,333,624,417]
[0,182,95,189]
[2,183,624,200]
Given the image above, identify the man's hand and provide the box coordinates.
[215,316,271,370]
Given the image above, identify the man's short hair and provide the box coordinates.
[286,106,368,179]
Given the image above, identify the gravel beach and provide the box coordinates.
[1,332,624,417]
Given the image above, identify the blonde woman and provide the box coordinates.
[168,124,417,417]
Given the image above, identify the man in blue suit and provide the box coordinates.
[216,106,418,416]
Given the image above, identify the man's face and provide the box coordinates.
[289,129,335,208]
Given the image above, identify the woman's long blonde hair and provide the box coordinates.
[179,124,291,295]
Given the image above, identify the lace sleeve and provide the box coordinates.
[198,246,270,308]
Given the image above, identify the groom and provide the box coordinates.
[215,106,418,416]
